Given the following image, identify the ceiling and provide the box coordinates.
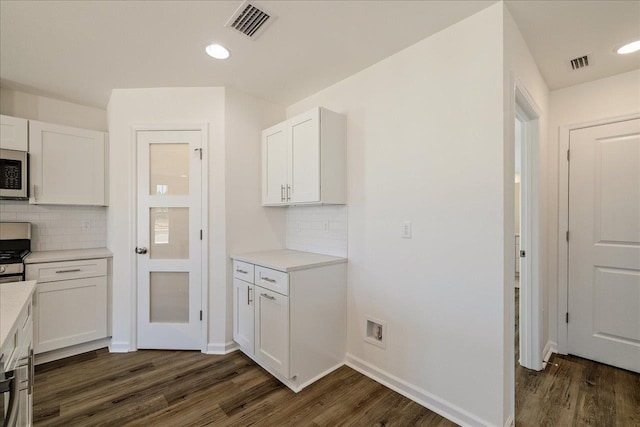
[1,1,638,109]
[506,0,640,90]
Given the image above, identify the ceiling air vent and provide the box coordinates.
[225,1,274,40]
[569,54,591,70]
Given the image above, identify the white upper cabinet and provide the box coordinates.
[262,107,346,206]
[0,114,28,151]
[29,120,107,206]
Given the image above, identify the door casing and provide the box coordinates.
[129,124,209,352]
[556,112,640,355]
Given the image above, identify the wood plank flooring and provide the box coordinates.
[33,349,456,426]
[32,291,639,426]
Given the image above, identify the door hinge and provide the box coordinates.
[567,149,570,161]
[200,310,203,321]
[566,230,569,242]
[200,229,203,240]
[566,312,569,323]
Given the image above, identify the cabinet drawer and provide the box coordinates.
[26,258,107,283]
[233,261,255,283]
[254,266,288,296]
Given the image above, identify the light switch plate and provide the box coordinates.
[402,221,412,238]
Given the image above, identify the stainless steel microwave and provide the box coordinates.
[0,149,28,200]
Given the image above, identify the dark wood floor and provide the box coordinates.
[32,291,639,426]
[33,349,456,426]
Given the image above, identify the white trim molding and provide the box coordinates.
[556,112,639,355]
[505,415,515,427]
[345,353,493,427]
[206,341,239,355]
[108,341,131,353]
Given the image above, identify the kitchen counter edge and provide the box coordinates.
[25,248,113,264]
[231,249,347,272]
[0,280,36,350]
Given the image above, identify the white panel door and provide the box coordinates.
[29,121,106,205]
[288,108,320,204]
[255,286,289,377]
[568,118,640,373]
[233,278,254,354]
[262,124,288,205]
[137,130,202,350]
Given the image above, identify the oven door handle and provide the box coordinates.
[1,372,19,427]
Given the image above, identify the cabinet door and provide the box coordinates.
[288,108,320,204]
[29,120,107,205]
[262,123,288,205]
[233,279,254,354]
[34,276,107,353]
[254,286,289,377]
[0,115,28,151]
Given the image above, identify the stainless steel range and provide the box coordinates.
[0,222,31,284]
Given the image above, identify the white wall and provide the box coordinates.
[0,87,107,131]
[224,87,286,343]
[107,87,285,352]
[547,69,640,348]
[287,4,506,426]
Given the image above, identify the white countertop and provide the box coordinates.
[1,280,36,349]
[25,248,113,264]
[231,249,347,272]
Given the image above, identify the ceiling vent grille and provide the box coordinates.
[569,54,591,70]
[225,1,273,39]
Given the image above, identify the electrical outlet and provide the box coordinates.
[81,220,91,232]
[323,221,329,233]
[402,221,412,239]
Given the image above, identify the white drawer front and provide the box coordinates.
[254,266,288,296]
[26,258,107,283]
[233,261,255,283]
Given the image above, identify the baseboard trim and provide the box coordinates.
[295,362,344,391]
[36,338,112,365]
[505,414,515,427]
[345,354,492,427]
[542,341,557,369]
[108,341,131,353]
[205,341,238,354]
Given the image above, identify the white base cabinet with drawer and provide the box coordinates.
[232,256,346,392]
[26,258,108,355]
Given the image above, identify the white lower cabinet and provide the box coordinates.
[254,286,289,377]
[232,278,254,353]
[231,254,346,392]
[26,258,108,354]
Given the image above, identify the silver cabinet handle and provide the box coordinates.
[281,185,285,202]
[287,185,291,201]
[29,348,34,395]
[247,286,253,304]
[261,293,276,300]
[135,247,148,254]
[55,268,81,274]
[261,276,276,283]
[236,268,248,274]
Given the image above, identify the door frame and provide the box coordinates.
[129,124,209,352]
[511,76,543,371]
[556,112,639,354]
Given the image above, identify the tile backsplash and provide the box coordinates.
[0,201,106,251]
[285,205,347,257]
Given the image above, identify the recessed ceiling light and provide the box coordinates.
[617,40,640,55]
[205,44,230,60]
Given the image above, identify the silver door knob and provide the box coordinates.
[135,247,148,254]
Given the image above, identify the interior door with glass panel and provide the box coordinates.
[136,130,202,350]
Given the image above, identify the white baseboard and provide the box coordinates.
[294,362,344,392]
[541,341,557,369]
[36,338,111,365]
[108,341,131,353]
[205,341,238,354]
[505,414,515,427]
[345,354,492,427]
